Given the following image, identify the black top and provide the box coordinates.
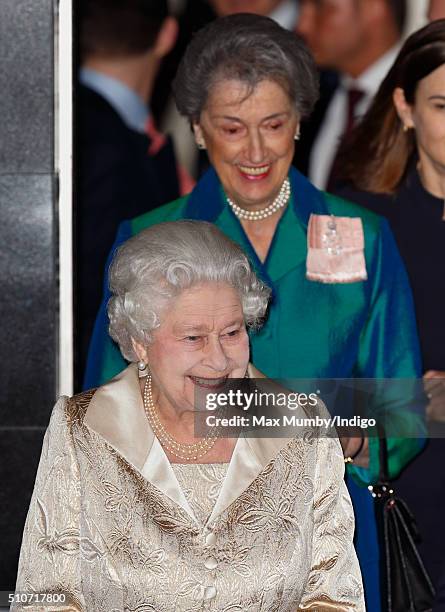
[337,166,445,372]
[293,71,339,177]
[75,85,180,386]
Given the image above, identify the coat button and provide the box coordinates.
[204,556,218,570]
[203,586,217,600]
[205,531,217,546]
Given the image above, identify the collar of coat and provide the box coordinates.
[84,363,296,527]
[183,165,329,228]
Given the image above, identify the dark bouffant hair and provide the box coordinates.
[173,13,319,123]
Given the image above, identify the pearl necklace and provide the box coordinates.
[142,375,218,461]
[226,177,291,221]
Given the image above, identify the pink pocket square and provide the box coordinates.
[306,214,367,283]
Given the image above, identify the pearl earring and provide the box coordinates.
[137,360,147,371]
[294,129,301,141]
[137,360,149,378]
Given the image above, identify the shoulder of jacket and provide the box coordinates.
[65,388,97,427]
[130,195,190,233]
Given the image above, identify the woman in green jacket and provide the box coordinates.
[84,14,424,610]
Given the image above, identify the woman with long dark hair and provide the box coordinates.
[337,19,445,606]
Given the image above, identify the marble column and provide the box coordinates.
[0,0,56,590]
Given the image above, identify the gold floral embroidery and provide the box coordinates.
[13,392,364,611]
[237,494,299,532]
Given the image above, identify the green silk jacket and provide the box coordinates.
[84,167,424,486]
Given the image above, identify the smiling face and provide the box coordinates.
[136,283,249,415]
[411,64,445,176]
[193,79,299,211]
[394,63,445,186]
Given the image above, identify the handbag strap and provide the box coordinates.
[378,427,390,483]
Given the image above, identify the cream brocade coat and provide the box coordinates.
[14,364,365,611]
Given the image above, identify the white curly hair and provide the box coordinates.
[107,220,271,361]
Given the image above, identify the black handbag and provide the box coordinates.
[372,436,435,612]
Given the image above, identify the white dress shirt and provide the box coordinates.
[270,0,299,30]
[309,46,400,190]
[79,67,149,133]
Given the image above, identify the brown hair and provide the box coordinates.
[79,0,168,59]
[338,19,445,194]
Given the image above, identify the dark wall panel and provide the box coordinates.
[0,0,53,174]
[0,431,46,591]
[0,174,56,425]
[0,0,56,593]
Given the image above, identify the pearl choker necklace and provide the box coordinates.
[226,178,291,221]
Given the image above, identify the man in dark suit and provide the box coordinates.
[76,0,181,387]
[295,0,406,190]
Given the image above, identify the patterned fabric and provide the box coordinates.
[172,464,228,527]
[14,365,364,611]
[83,166,424,611]
[84,166,424,486]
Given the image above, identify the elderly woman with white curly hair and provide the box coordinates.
[14,221,364,611]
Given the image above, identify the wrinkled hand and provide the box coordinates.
[424,370,445,422]
[339,433,369,468]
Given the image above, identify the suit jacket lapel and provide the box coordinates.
[183,166,225,221]
[141,438,198,523]
[84,364,198,522]
[84,363,151,469]
[263,167,329,283]
[184,166,330,285]
[206,364,292,525]
[84,364,294,527]
[206,433,292,526]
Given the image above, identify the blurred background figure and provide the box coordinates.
[76,0,187,388]
[150,0,215,163]
[335,19,445,608]
[296,0,407,190]
[208,0,299,27]
[429,0,445,20]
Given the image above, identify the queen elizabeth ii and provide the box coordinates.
[14,221,364,611]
